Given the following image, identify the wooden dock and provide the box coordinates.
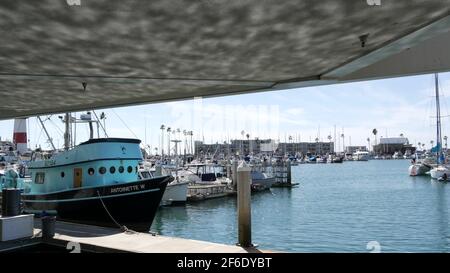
[33,220,265,253]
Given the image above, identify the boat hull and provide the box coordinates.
[161,181,188,205]
[187,184,230,201]
[353,155,369,161]
[22,176,172,232]
[329,157,343,163]
[408,164,431,176]
[430,167,450,179]
[252,177,276,191]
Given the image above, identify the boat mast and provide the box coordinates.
[37,116,56,150]
[64,113,71,150]
[435,74,442,163]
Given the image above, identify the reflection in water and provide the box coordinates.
[151,160,450,252]
[152,206,189,234]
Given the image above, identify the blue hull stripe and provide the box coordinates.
[23,188,159,203]
[28,157,142,169]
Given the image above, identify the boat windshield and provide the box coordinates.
[139,171,153,179]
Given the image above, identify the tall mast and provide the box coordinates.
[334,125,336,154]
[435,74,442,163]
[64,113,70,150]
[37,116,56,150]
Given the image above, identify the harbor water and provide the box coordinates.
[151,160,450,252]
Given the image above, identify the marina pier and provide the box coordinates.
[1,220,265,253]
[43,221,264,253]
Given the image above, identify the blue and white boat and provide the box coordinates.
[19,137,172,231]
[2,113,173,231]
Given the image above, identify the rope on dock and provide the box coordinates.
[96,190,138,235]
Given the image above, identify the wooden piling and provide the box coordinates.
[237,161,252,247]
[232,160,238,191]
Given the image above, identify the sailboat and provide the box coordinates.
[408,157,434,176]
[424,74,449,180]
[409,74,445,177]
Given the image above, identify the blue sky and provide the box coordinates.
[1,72,450,153]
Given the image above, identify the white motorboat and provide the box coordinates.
[430,166,450,180]
[392,151,403,159]
[408,156,435,176]
[408,163,432,176]
[352,151,369,161]
[139,166,189,206]
[316,156,327,163]
[161,180,189,205]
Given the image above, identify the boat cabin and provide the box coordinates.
[24,138,143,194]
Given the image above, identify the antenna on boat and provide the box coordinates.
[92,110,108,138]
[64,113,71,150]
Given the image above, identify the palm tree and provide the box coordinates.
[444,136,448,150]
[245,133,250,155]
[183,130,187,155]
[167,127,171,156]
[240,130,245,156]
[367,137,371,152]
[418,142,421,152]
[188,131,194,154]
[172,130,176,153]
[328,135,332,153]
[372,128,378,146]
[160,124,165,156]
[341,133,345,153]
[177,128,181,152]
[430,140,434,150]
[146,144,151,157]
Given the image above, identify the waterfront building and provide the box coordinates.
[194,139,334,156]
[372,137,416,155]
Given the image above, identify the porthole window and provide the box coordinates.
[99,167,106,174]
[127,166,133,173]
[119,166,124,173]
[88,168,95,175]
[61,172,65,178]
[110,166,116,174]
